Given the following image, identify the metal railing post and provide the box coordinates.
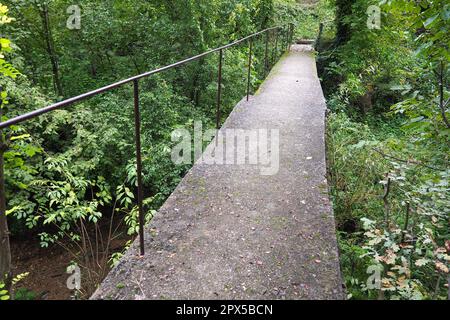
[315,23,324,52]
[289,24,293,51]
[216,49,223,130]
[285,26,289,51]
[264,31,269,74]
[133,79,145,256]
[246,38,253,102]
[270,30,275,66]
[273,29,279,65]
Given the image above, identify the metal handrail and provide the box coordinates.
[0,25,291,129]
[0,23,295,255]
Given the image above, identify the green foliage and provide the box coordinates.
[387,0,450,62]
[0,272,30,300]
[0,282,9,300]
[108,240,132,268]
[323,0,449,300]
[274,0,334,40]
[327,113,385,226]
[13,287,37,300]
[0,4,19,81]
[328,112,449,300]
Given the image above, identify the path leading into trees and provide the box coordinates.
[92,45,344,300]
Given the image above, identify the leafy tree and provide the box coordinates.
[0,2,19,291]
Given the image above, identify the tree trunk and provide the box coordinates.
[0,110,12,290]
[39,3,63,97]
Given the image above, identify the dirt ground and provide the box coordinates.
[11,238,74,300]
[10,228,131,300]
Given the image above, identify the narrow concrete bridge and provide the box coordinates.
[92,44,344,300]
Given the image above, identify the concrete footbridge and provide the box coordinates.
[92,44,343,300]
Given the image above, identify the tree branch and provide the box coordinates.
[373,148,444,171]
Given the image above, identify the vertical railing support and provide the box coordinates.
[133,79,145,257]
[285,26,290,51]
[216,49,223,131]
[315,23,324,52]
[270,30,275,66]
[289,24,294,51]
[246,39,253,102]
[273,29,279,65]
[264,31,269,74]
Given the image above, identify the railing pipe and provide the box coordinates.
[0,26,285,130]
[216,49,223,130]
[264,32,269,74]
[286,26,290,51]
[133,79,145,256]
[246,39,253,102]
[272,29,279,66]
[289,24,294,51]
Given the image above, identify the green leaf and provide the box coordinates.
[6,206,21,216]
[423,14,439,27]
[10,134,30,141]
[415,258,430,267]
[0,38,10,49]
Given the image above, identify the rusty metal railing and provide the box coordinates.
[0,23,294,256]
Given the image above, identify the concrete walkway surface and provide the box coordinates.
[92,45,344,300]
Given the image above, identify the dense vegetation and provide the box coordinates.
[320,0,449,299]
